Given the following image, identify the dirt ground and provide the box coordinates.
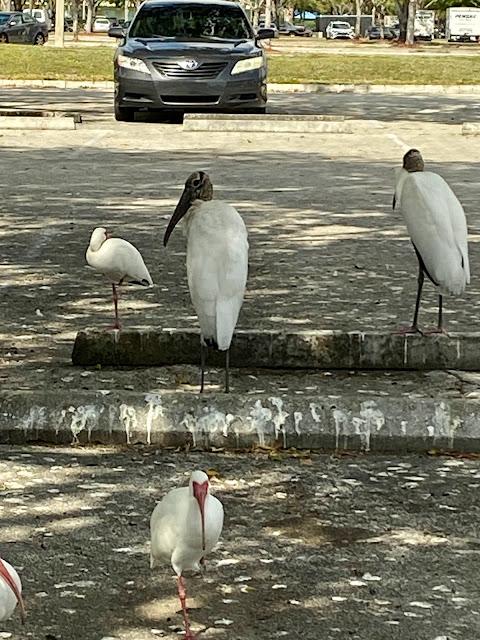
[1,446,480,640]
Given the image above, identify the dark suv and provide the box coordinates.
[109,0,273,121]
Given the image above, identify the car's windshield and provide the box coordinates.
[0,13,12,24]
[333,22,350,28]
[130,3,253,40]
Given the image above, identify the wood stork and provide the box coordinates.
[0,557,26,624]
[163,172,248,392]
[393,149,470,333]
[150,470,224,640]
[86,227,153,330]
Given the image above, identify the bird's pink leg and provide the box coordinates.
[109,283,121,331]
[177,575,196,640]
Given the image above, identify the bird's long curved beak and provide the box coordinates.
[0,559,26,624]
[163,187,195,247]
[193,480,208,552]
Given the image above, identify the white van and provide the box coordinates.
[23,8,52,31]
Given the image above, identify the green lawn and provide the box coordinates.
[0,45,479,84]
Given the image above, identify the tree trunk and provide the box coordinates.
[72,0,79,41]
[85,0,93,32]
[264,0,272,27]
[397,0,408,42]
[405,0,416,45]
[355,0,362,37]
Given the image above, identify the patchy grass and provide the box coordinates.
[0,45,479,84]
[268,53,480,84]
[0,45,114,80]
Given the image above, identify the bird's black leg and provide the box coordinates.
[225,348,230,394]
[200,343,206,394]
[111,283,121,330]
[437,294,443,331]
[411,266,424,331]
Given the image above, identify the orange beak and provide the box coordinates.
[0,559,26,624]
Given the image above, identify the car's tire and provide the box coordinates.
[114,102,136,122]
[34,32,45,45]
[0,34,8,43]
[245,107,267,114]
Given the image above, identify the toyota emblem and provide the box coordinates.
[179,59,200,70]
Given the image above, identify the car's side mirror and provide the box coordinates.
[8,20,17,26]
[256,27,275,40]
[108,25,125,38]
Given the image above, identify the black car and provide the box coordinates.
[367,25,396,40]
[109,0,274,121]
[278,21,312,37]
[0,11,48,44]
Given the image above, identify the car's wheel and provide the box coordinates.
[34,33,45,45]
[0,34,8,43]
[114,102,136,122]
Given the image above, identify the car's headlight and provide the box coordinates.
[117,54,150,74]
[231,56,264,75]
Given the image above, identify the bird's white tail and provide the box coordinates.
[215,297,241,351]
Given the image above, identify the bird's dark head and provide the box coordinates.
[403,149,424,173]
[163,172,213,247]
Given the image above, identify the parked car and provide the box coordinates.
[0,11,48,44]
[109,0,274,121]
[93,16,112,32]
[326,20,354,39]
[258,21,278,37]
[278,21,312,37]
[367,25,396,40]
[22,7,52,31]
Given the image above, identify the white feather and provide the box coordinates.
[86,227,153,286]
[0,559,22,622]
[150,471,224,576]
[183,200,248,351]
[395,169,469,295]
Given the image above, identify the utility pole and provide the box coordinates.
[124,0,129,22]
[54,0,65,46]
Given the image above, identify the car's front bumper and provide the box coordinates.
[115,67,267,111]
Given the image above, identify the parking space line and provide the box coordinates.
[70,130,110,158]
[387,133,410,152]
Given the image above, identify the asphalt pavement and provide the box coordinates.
[1,446,479,640]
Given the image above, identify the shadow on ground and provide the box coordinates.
[1,446,479,640]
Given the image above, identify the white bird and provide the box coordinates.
[150,470,224,640]
[393,149,470,333]
[163,172,248,392]
[86,227,153,330]
[0,557,26,624]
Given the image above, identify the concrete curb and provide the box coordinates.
[72,329,480,370]
[1,78,479,95]
[183,113,354,133]
[1,388,478,452]
[0,115,76,130]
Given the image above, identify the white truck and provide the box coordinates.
[414,9,435,41]
[446,7,480,42]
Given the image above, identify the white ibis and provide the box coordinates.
[163,172,248,392]
[150,470,224,640]
[394,149,470,333]
[0,557,26,624]
[86,227,153,330]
